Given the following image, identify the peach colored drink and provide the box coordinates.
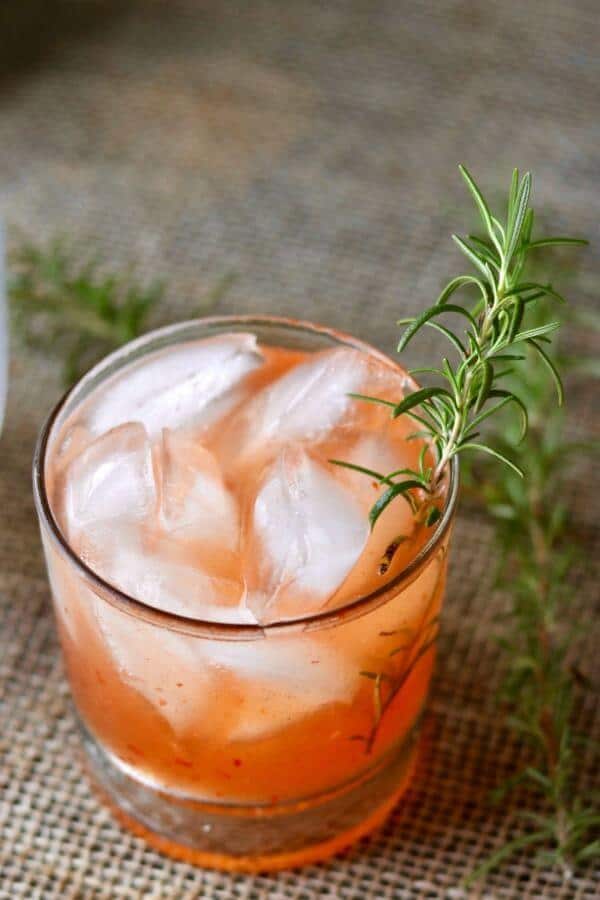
[34,318,455,870]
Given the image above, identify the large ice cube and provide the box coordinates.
[62,423,157,538]
[227,346,412,464]
[325,430,423,607]
[95,595,357,742]
[95,598,217,736]
[78,522,250,622]
[87,333,263,437]
[245,445,369,622]
[225,348,364,463]
[158,429,240,551]
[208,637,358,742]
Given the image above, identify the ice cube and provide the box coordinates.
[62,422,157,538]
[325,430,422,607]
[87,333,263,437]
[95,593,357,742]
[244,445,369,622]
[78,522,250,622]
[227,346,412,464]
[95,597,217,736]
[208,636,358,742]
[227,348,363,460]
[158,429,240,551]
[53,424,94,470]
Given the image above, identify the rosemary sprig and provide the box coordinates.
[10,237,164,385]
[359,610,442,753]
[9,235,235,385]
[332,166,587,528]
[464,325,599,883]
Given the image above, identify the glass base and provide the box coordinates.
[81,724,420,872]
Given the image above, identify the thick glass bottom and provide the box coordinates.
[81,722,420,872]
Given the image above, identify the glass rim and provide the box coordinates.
[33,314,459,639]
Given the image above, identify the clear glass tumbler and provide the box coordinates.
[33,316,457,871]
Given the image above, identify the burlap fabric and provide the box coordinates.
[0,1,598,897]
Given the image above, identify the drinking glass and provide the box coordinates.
[33,316,457,871]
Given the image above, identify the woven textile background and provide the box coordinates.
[0,1,598,897]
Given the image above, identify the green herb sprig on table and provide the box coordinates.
[9,236,235,386]
[331,166,587,530]
[464,323,599,883]
[332,166,596,879]
[10,238,164,385]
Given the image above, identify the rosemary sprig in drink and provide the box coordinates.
[332,166,587,528]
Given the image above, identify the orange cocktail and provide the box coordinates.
[34,317,456,870]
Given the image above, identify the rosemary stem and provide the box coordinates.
[432,364,473,485]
